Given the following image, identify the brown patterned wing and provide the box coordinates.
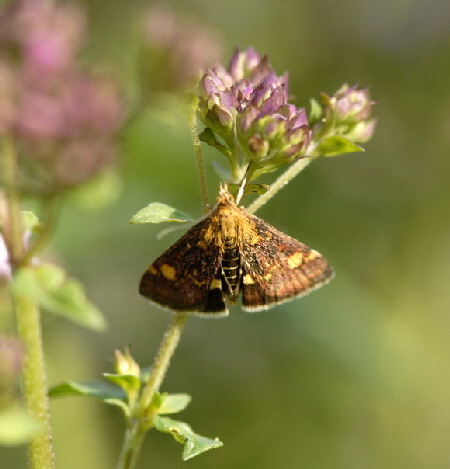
[240,216,334,312]
[139,218,227,315]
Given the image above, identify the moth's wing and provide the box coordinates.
[241,215,334,312]
[139,218,227,315]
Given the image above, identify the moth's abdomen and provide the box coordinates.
[221,240,241,302]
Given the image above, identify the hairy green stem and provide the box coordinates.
[189,111,210,213]
[116,313,188,469]
[140,313,188,411]
[14,292,55,469]
[3,138,55,468]
[115,421,146,469]
[246,157,313,214]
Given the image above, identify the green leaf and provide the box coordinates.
[149,391,163,411]
[199,128,231,158]
[13,264,106,330]
[103,373,140,391]
[315,135,364,157]
[154,416,223,460]
[308,98,323,125]
[49,380,126,400]
[129,203,193,225]
[103,398,130,417]
[158,393,191,415]
[0,406,41,446]
[228,183,269,197]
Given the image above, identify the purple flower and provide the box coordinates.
[197,48,310,176]
[317,84,376,143]
[332,84,373,121]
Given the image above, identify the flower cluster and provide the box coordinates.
[197,47,375,186]
[0,0,125,193]
[311,84,376,145]
[198,47,311,181]
[141,3,222,96]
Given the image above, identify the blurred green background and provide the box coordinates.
[3,0,450,467]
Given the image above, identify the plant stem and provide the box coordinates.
[14,291,55,469]
[140,312,188,412]
[2,137,55,468]
[115,421,146,469]
[116,313,189,469]
[246,156,313,214]
[189,110,210,213]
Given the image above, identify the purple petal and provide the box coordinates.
[258,85,287,117]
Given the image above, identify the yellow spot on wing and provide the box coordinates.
[287,252,304,269]
[243,274,254,285]
[306,249,321,260]
[209,279,222,290]
[160,264,176,281]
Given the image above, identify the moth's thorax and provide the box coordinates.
[217,203,241,241]
[210,194,260,246]
[203,196,244,244]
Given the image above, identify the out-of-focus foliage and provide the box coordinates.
[2,0,450,468]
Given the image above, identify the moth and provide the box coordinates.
[139,186,334,316]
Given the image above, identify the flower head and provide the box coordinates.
[317,84,376,143]
[198,48,311,180]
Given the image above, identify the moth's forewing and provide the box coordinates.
[139,215,227,314]
[240,215,334,311]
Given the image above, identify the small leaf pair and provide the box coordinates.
[49,349,223,460]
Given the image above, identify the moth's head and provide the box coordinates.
[217,184,236,206]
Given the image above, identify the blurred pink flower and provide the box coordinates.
[0,0,126,192]
[141,3,222,94]
[0,0,85,76]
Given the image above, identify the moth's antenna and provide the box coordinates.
[235,177,246,204]
[235,162,253,204]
